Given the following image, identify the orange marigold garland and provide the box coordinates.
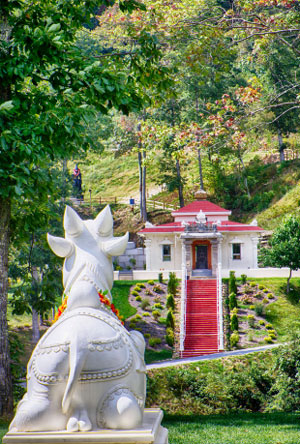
[53,291,123,324]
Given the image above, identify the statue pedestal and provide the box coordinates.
[3,409,168,444]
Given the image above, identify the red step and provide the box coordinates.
[183,279,219,357]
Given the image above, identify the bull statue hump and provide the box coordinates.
[9,205,146,433]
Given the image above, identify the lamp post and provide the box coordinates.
[89,189,92,207]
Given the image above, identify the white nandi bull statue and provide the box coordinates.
[9,205,146,432]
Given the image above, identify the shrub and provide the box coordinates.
[266,323,273,330]
[258,284,265,290]
[143,312,150,317]
[243,284,252,294]
[136,295,142,301]
[241,274,247,284]
[264,336,273,344]
[133,286,142,292]
[249,305,255,310]
[145,289,153,296]
[259,319,266,326]
[254,303,265,316]
[149,337,162,347]
[247,314,255,327]
[267,293,274,299]
[241,294,255,304]
[229,271,237,295]
[166,310,175,330]
[159,317,167,325]
[231,313,239,331]
[152,310,161,320]
[154,303,163,309]
[153,284,163,294]
[263,298,269,304]
[140,298,150,310]
[129,322,136,329]
[269,333,277,340]
[168,272,179,296]
[139,283,146,288]
[229,292,238,310]
[144,333,151,338]
[263,288,269,293]
[158,272,164,283]
[132,291,139,297]
[230,331,239,347]
[148,280,155,285]
[166,294,175,310]
[166,328,174,346]
[154,296,161,303]
[231,307,238,315]
[129,258,136,266]
[134,314,142,320]
[250,282,257,288]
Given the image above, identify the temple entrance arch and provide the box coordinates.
[192,240,211,270]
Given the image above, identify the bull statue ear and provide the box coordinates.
[102,232,128,256]
[64,206,84,237]
[47,234,74,258]
[94,205,113,237]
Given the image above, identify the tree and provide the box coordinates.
[260,216,300,293]
[0,0,167,415]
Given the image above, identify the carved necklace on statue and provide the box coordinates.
[53,292,124,324]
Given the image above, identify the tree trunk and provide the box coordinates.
[0,196,13,416]
[176,158,185,208]
[287,268,293,293]
[278,129,285,162]
[138,150,143,219]
[197,147,204,190]
[31,309,40,344]
[141,150,147,222]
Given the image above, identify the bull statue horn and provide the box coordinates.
[47,234,74,258]
[102,232,129,256]
[94,205,113,237]
[64,206,84,237]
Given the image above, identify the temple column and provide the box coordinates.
[144,239,152,270]
[179,238,187,353]
[251,236,259,269]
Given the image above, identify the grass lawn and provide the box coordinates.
[163,412,300,444]
[144,349,173,364]
[111,280,140,319]
[247,278,300,342]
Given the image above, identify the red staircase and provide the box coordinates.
[181,279,219,358]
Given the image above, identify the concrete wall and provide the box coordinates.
[113,241,145,270]
[144,233,182,271]
[221,233,258,270]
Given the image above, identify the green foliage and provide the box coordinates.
[229,292,237,310]
[166,294,175,310]
[241,274,247,285]
[230,314,239,331]
[9,332,26,404]
[136,295,142,301]
[153,284,163,294]
[147,280,155,285]
[158,272,164,283]
[247,314,255,328]
[133,286,142,292]
[132,291,139,297]
[230,331,239,348]
[167,272,179,296]
[140,298,150,310]
[229,271,237,295]
[166,310,175,330]
[152,310,161,320]
[148,337,162,347]
[166,328,174,346]
[254,303,265,317]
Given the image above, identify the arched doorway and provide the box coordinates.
[192,240,212,271]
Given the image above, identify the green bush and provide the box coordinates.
[147,280,155,285]
[231,307,238,315]
[158,272,164,283]
[166,294,175,310]
[241,274,247,284]
[149,337,162,347]
[166,328,174,346]
[247,314,255,327]
[249,305,255,310]
[129,257,136,266]
[133,286,142,292]
[259,319,266,325]
[254,302,265,316]
[230,331,239,347]
[153,284,163,294]
[136,295,142,301]
[258,284,265,290]
[231,313,239,331]
[267,293,274,299]
[138,283,146,288]
[134,314,142,320]
[229,292,238,310]
[143,312,150,317]
[129,321,136,329]
[167,272,179,296]
[263,297,269,304]
[153,303,163,309]
[229,271,237,295]
[159,317,167,325]
[166,310,175,330]
[263,288,269,293]
[264,336,273,344]
[145,288,153,295]
[265,323,273,330]
[144,333,151,338]
[132,290,139,297]
[140,298,150,310]
[152,310,161,320]
[250,282,257,288]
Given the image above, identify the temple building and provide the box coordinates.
[139,190,264,357]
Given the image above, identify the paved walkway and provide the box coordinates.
[146,343,282,370]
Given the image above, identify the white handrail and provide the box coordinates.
[217,262,224,350]
[179,241,187,355]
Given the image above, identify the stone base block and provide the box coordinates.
[3,408,168,444]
